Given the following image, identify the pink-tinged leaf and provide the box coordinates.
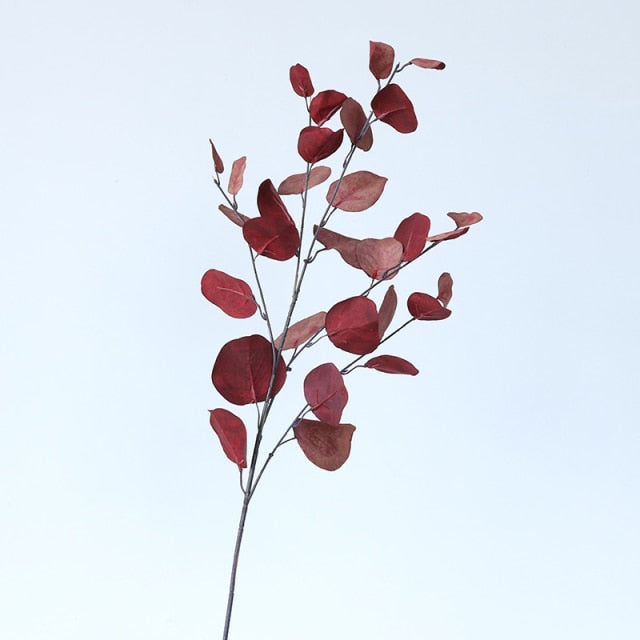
[364,355,419,375]
[294,419,355,471]
[326,171,387,212]
[378,285,397,338]
[394,212,431,260]
[314,226,361,269]
[228,156,247,195]
[209,408,247,468]
[369,41,395,80]
[275,311,326,350]
[277,166,331,195]
[290,63,314,97]
[310,90,348,126]
[447,211,483,228]
[427,227,470,242]
[243,215,300,261]
[410,57,446,70]
[437,272,453,308]
[355,238,403,280]
[209,139,224,173]
[304,363,348,426]
[212,334,286,405]
[257,179,295,223]
[201,269,257,319]
[218,204,248,226]
[298,126,344,164]
[407,292,452,321]
[371,84,418,134]
[326,296,380,355]
[340,97,373,151]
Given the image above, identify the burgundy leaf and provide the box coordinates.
[209,139,224,173]
[447,211,483,228]
[326,171,387,212]
[371,84,418,134]
[212,334,286,405]
[437,272,453,308]
[257,179,295,223]
[326,296,380,355]
[369,41,395,80]
[394,212,431,260]
[298,126,344,164]
[364,355,419,375]
[410,57,446,70]
[278,166,331,195]
[290,63,314,97]
[228,156,247,195]
[242,215,300,261]
[218,204,248,226]
[201,269,257,319]
[427,227,470,242]
[275,311,327,350]
[378,285,397,338]
[407,292,452,321]
[294,419,355,471]
[310,90,348,126]
[304,363,348,426]
[340,98,373,151]
[209,408,247,468]
[314,226,361,269]
[355,238,403,279]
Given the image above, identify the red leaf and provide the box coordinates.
[257,179,295,223]
[371,84,418,134]
[304,363,348,425]
[407,293,452,320]
[437,272,453,308]
[209,139,224,173]
[378,285,397,338]
[218,204,248,226]
[278,166,331,195]
[310,90,348,126]
[427,227,469,242]
[394,212,431,260]
[340,98,373,151]
[289,63,314,97]
[209,408,247,468]
[326,171,387,212]
[298,126,344,164]
[242,215,300,261]
[326,296,380,355]
[369,41,395,80]
[355,238,403,280]
[228,156,247,195]
[314,226,361,269]
[201,269,257,319]
[410,57,446,70]
[275,311,326,350]
[364,355,419,375]
[212,334,286,405]
[447,211,483,228]
[294,419,355,471]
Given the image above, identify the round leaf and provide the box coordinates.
[326,296,380,354]
[304,363,348,425]
[201,269,257,319]
[294,419,356,471]
[371,84,418,134]
[326,171,387,212]
[407,293,452,321]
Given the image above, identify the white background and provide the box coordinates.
[1,0,639,638]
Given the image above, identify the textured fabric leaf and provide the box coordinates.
[242,215,300,260]
[228,156,247,195]
[209,408,247,468]
[407,293,452,321]
[427,227,469,242]
[326,171,387,212]
[326,296,379,354]
[304,363,348,425]
[437,272,453,308]
[212,335,287,405]
[394,212,431,260]
[447,211,483,228]
[410,57,446,70]
[355,238,403,279]
[369,41,395,80]
[275,311,326,350]
[310,90,348,126]
[290,63,314,97]
[364,355,419,375]
[201,269,257,319]
[209,139,224,173]
[218,204,248,226]
[371,84,418,133]
[340,98,373,151]
[378,285,397,338]
[314,226,361,269]
[298,126,344,164]
[257,179,295,223]
[277,166,331,195]
[294,419,355,471]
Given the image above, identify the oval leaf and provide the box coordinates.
[407,293,452,321]
[298,126,344,164]
[275,311,326,350]
[364,355,419,375]
[310,90,348,126]
[314,226,361,269]
[218,204,248,226]
[326,171,387,212]
[257,179,295,223]
[437,272,453,308]
[294,419,356,471]
[369,41,395,80]
[371,84,418,134]
[326,296,380,355]
[212,334,287,405]
[410,57,446,70]
[209,139,224,173]
[340,97,373,151]
[278,166,331,195]
[228,156,247,195]
[209,408,247,468]
[290,63,314,97]
[243,215,300,261]
[394,212,431,260]
[427,227,469,242]
[304,363,348,426]
[447,211,483,228]
[355,238,403,280]
[201,269,257,319]
[378,285,397,338]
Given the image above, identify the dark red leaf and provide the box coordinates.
[228,156,247,195]
[212,334,286,405]
[340,98,373,151]
[310,90,348,126]
[355,238,403,279]
[369,41,395,80]
[209,408,247,468]
[378,285,397,338]
[298,126,344,164]
[314,226,361,269]
[364,355,419,375]
[437,272,453,308]
[326,171,387,212]
[427,227,469,242]
[326,296,380,355]
[410,57,446,70]
[289,63,314,97]
[294,419,355,471]
[371,84,418,134]
[275,311,326,350]
[394,212,431,260]
[257,179,295,223]
[407,293,452,320]
[277,166,331,195]
[201,269,257,319]
[209,139,224,173]
[304,363,348,426]
[242,215,300,261]
[218,204,248,226]
[447,211,483,228]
